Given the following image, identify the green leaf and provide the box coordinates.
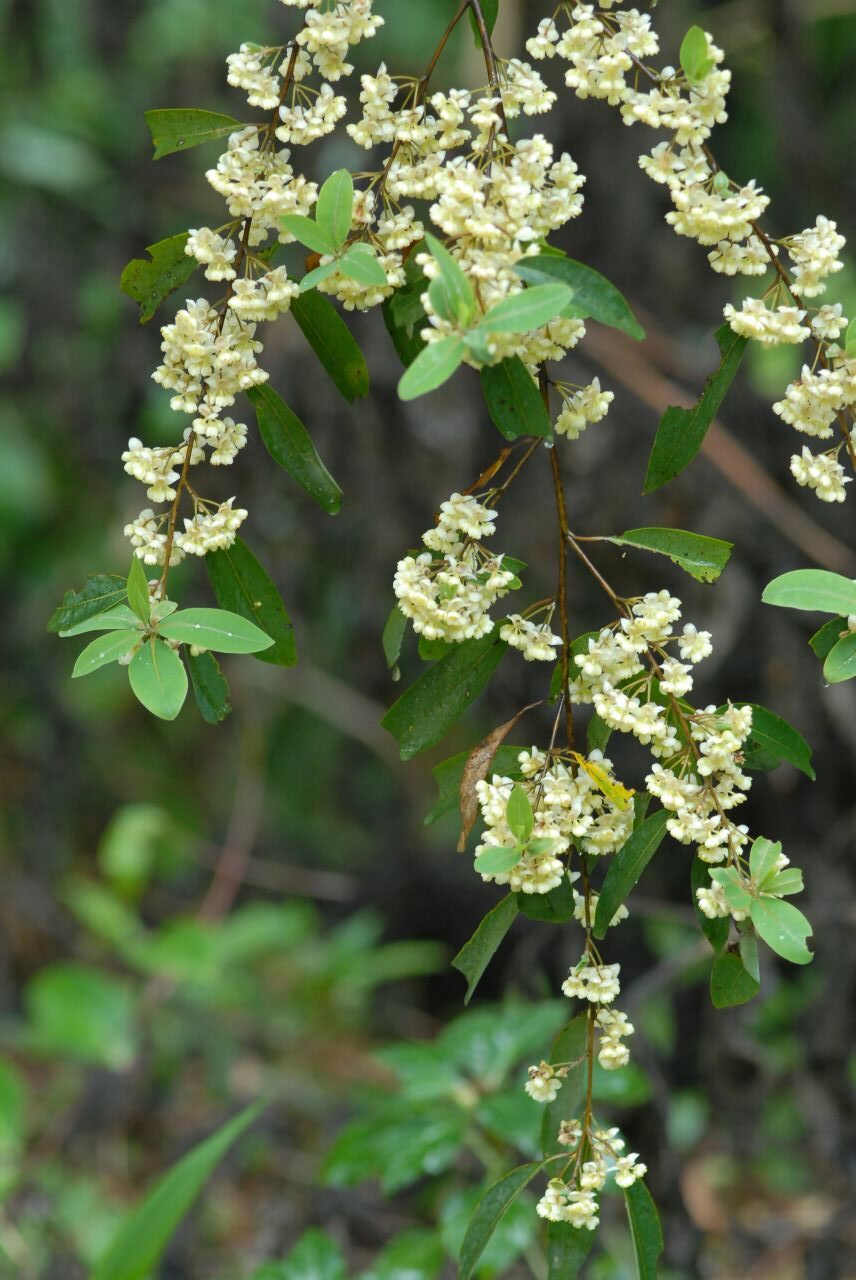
[765,867,804,896]
[739,927,760,982]
[120,233,197,324]
[480,357,552,440]
[624,1180,664,1280]
[742,704,815,780]
[300,261,340,293]
[458,1163,544,1280]
[279,213,339,256]
[710,951,760,1008]
[506,784,534,844]
[516,876,576,924]
[398,336,465,401]
[206,538,297,667]
[128,638,188,721]
[709,867,752,913]
[679,26,711,81]
[48,574,129,634]
[749,836,783,887]
[843,316,856,358]
[762,569,856,615]
[144,108,242,160]
[25,963,137,1070]
[158,607,273,654]
[315,169,354,251]
[593,809,669,939]
[750,896,813,965]
[809,616,847,661]
[381,630,506,760]
[339,245,388,287]
[643,325,747,492]
[540,1014,588,1155]
[516,255,644,341]
[423,233,475,328]
[608,527,732,584]
[291,291,369,402]
[586,711,612,755]
[61,605,141,637]
[359,1228,443,1280]
[824,633,856,683]
[452,895,519,1005]
[382,605,407,676]
[383,275,428,367]
[276,1229,347,1280]
[479,284,572,335]
[692,856,729,953]
[187,651,231,723]
[424,745,523,826]
[474,847,523,876]
[419,634,455,663]
[469,0,499,46]
[72,629,140,678]
[546,1222,594,1280]
[126,556,151,624]
[249,384,342,514]
[89,1102,264,1280]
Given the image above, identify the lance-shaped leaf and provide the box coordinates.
[291,292,369,402]
[187,651,231,724]
[593,809,669,939]
[750,896,813,965]
[381,630,507,760]
[546,1223,594,1280]
[824,633,856,683]
[126,557,152,624]
[72,630,140,678]
[423,232,475,328]
[480,357,552,440]
[541,1014,588,1155]
[48,574,129,634]
[516,255,645,340]
[338,244,388,287]
[249,384,342,514]
[158,608,273,654]
[398,335,465,401]
[478,284,572,334]
[644,325,747,492]
[145,108,243,160]
[624,1181,664,1280]
[692,855,729,953]
[128,638,188,721]
[382,605,408,676]
[279,214,338,257]
[608,527,733,584]
[89,1102,263,1280]
[762,568,856,615]
[206,537,297,667]
[452,894,519,1005]
[741,704,815,779]
[315,169,354,251]
[710,951,760,1008]
[60,605,142,637]
[458,1163,544,1280]
[120,233,197,324]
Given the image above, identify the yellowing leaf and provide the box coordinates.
[571,753,634,809]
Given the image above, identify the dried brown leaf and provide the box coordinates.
[457,701,542,852]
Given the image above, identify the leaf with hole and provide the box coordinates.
[120,233,197,324]
[145,108,242,160]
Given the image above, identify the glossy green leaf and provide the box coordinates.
[474,846,523,876]
[506,784,534,844]
[479,284,572,334]
[382,604,407,676]
[424,745,523,826]
[458,1163,544,1280]
[739,927,760,982]
[48,574,128,633]
[762,569,856,615]
[424,233,475,327]
[60,605,141,637]
[679,26,712,81]
[187,651,231,724]
[710,951,760,1008]
[25,963,137,1070]
[158,607,273,653]
[206,538,297,667]
[540,1014,588,1155]
[644,325,747,492]
[126,556,151,623]
[516,255,644,340]
[516,875,576,924]
[692,856,729,953]
[72,629,140,678]
[546,1222,594,1280]
[480,357,551,440]
[249,384,342,514]
[452,894,519,1005]
[279,213,338,257]
[398,335,465,401]
[609,527,732,584]
[586,711,612,754]
[315,169,354,251]
[809,616,847,661]
[749,836,783,887]
[145,108,242,159]
[291,291,369,402]
[742,704,815,779]
[750,896,813,965]
[120,233,196,324]
[339,245,388,287]
[89,1103,264,1280]
[593,809,669,939]
[824,633,856,683]
[381,630,507,759]
[624,1180,664,1280]
[128,638,188,721]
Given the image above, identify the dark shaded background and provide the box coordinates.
[1,0,855,1276]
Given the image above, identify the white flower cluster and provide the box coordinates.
[554,378,614,441]
[475,748,634,894]
[499,614,562,662]
[524,1061,565,1103]
[536,1126,647,1230]
[393,493,516,642]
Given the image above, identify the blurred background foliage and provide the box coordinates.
[2,0,856,1276]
